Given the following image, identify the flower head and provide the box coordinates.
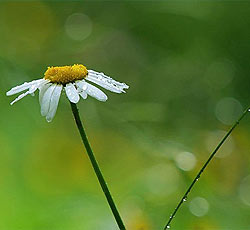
[6,64,129,122]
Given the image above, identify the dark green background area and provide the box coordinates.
[0,1,250,229]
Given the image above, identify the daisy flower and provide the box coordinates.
[6,64,129,122]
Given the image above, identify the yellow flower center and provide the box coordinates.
[44,64,88,84]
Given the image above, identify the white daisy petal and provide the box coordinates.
[29,83,41,94]
[76,80,88,91]
[79,91,87,99]
[46,85,62,122]
[39,83,52,105]
[85,82,108,102]
[37,79,50,90]
[65,83,80,103]
[6,79,45,96]
[75,80,88,99]
[7,81,35,96]
[10,91,30,105]
[9,79,46,105]
[40,84,57,116]
[87,70,129,93]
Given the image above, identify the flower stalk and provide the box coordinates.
[70,102,126,230]
[164,106,250,230]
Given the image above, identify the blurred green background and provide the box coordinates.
[1,1,250,229]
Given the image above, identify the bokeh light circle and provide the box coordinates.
[215,97,243,125]
[239,175,250,206]
[65,13,92,41]
[175,151,197,171]
[189,197,210,217]
[144,164,180,196]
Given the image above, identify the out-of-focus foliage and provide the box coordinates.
[0,1,250,230]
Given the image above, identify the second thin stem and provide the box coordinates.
[70,102,126,230]
[164,106,250,229]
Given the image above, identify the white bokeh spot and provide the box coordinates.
[239,175,250,206]
[175,151,197,171]
[65,13,92,41]
[189,197,210,217]
[215,97,243,125]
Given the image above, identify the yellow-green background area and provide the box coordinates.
[0,1,250,230]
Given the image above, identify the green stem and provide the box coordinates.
[70,102,126,230]
[164,106,250,230]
